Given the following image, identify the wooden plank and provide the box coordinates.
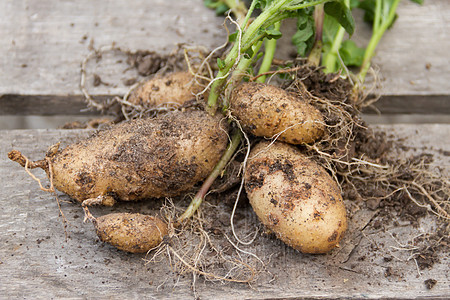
[2,94,449,116]
[1,0,449,116]
[1,125,448,299]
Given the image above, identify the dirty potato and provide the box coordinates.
[128,71,203,107]
[9,110,229,204]
[230,82,325,144]
[244,141,347,254]
[95,213,168,253]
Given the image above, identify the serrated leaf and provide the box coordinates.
[324,1,355,36]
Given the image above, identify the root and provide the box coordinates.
[144,200,263,285]
[283,64,450,221]
[79,43,218,120]
[8,149,70,239]
[8,150,48,171]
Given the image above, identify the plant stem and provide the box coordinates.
[224,41,263,109]
[176,130,242,225]
[323,26,345,72]
[207,0,300,112]
[223,0,248,23]
[257,21,281,83]
[285,0,331,11]
[322,0,349,73]
[358,0,400,83]
[308,4,324,66]
[207,0,333,112]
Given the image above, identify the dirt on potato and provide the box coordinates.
[280,63,449,268]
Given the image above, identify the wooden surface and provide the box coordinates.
[1,0,449,116]
[1,124,449,299]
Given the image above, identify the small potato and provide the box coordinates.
[245,141,347,254]
[95,213,168,253]
[230,82,325,144]
[128,71,203,107]
[9,110,229,204]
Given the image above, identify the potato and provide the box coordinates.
[244,141,347,253]
[128,71,203,107]
[95,213,168,253]
[230,82,325,144]
[9,109,229,204]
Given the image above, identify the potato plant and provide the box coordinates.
[8,0,431,257]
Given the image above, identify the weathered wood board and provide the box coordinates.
[1,124,449,299]
[1,0,449,115]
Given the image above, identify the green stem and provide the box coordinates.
[207,0,332,112]
[322,0,349,73]
[358,0,400,83]
[224,41,264,109]
[323,26,345,72]
[207,0,293,112]
[176,130,242,225]
[257,21,281,83]
[374,0,382,32]
[285,0,331,11]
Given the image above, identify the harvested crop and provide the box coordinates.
[244,141,347,254]
[128,71,203,107]
[8,109,229,205]
[230,82,325,144]
[95,213,168,253]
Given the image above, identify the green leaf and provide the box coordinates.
[265,28,282,40]
[228,31,238,43]
[215,3,230,15]
[291,10,315,57]
[357,0,376,24]
[322,13,339,44]
[409,0,423,4]
[339,40,365,66]
[203,0,216,9]
[324,0,355,36]
[255,0,276,11]
[243,47,254,59]
[349,0,360,9]
[357,0,398,29]
[217,57,226,70]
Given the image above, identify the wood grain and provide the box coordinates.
[1,0,448,116]
[1,125,448,299]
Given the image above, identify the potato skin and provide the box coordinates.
[245,141,347,254]
[95,213,168,253]
[230,82,324,144]
[128,71,203,107]
[47,110,228,202]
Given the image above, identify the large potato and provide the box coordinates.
[9,110,229,203]
[95,213,168,253]
[230,82,325,144]
[128,71,203,107]
[244,141,347,253]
